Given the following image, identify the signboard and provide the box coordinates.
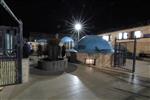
[143,34,150,38]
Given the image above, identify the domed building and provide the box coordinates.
[59,36,75,49]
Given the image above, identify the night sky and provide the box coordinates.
[0,0,150,37]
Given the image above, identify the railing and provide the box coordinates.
[0,49,19,86]
[114,38,137,73]
[0,0,23,86]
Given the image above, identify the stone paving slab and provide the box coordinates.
[0,63,150,100]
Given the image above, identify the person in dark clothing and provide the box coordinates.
[37,44,42,57]
[29,43,33,54]
[23,42,31,58]
[61,45,66,58]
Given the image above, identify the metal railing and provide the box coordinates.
[0,49,20,86]
[0,0,23,86]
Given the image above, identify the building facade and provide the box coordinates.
[98,25,150,56]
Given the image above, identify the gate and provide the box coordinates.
[114,43,127,67]
[0,27,22,86]
[114,38,137,73]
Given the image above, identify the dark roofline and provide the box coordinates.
[97,20,150,34]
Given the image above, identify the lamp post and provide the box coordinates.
[74,23,82,42]
[0,0,23,83]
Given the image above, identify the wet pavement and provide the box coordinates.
[0,63,150,100]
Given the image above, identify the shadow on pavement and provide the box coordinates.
[30,63,78,76]
[30,67,64,76]
[65,63,78,73]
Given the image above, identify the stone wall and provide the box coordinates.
[38,59,68,72]
[76,53,113,68]
[95,54,112,68]
[76,53,88,63]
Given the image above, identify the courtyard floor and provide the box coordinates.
[0,63,150,100]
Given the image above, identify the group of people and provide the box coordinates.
[23,40,67,59]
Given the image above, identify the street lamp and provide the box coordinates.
[67,17,87,44]
[74,23,82,42]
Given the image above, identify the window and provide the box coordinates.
[129,31,135,39]
[118,32,123,39]
[118,32,128,39]
[5,31,13,51]
[134,31,142,38]
[123,32,128,39]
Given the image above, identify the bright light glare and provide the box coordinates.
[85,58,95,65]
[134,31,142,38]
[74,23,82,31]
[65,16,88,35]
[102,35,109,41]
[118,32,123,39]
[65,17,88,42]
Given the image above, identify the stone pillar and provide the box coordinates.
[22,58,29,83]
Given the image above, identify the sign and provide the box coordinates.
[143,34,150,38]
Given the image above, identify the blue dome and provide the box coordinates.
[75,35,114,54]
[60,36,74,43]
[59,36,75,47]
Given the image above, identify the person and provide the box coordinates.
[37,44,42,57]
[29,43,33,54]
[23,41,31,58]
[61,45,66,58]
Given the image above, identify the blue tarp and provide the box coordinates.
[75,35,114,54]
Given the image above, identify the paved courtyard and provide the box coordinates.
[0,63,150,100]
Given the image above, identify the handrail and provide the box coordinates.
[0,0,21,24]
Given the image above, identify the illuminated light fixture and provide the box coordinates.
[118,32,123,39]
[65,16,88,43]
[134,31,142,38]
[85,58,95,65]
[74,23,82,31]
[102,35,109,41]
[74,22,82,42]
